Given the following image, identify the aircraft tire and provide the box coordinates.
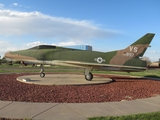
[85,72,93,81]
[40,73,45,78]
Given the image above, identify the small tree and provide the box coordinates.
[140,56,151,65]
[1,57,7,64]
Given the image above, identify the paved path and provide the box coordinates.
[0,96,160,120]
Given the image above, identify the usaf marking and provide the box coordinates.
[94,57,105,63]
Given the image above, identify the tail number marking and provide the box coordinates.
[129,46,138,52]
[124,53,135,57]
[124,46,138,57]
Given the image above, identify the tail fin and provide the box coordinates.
[109,33,155,65]
[123,33,155,58]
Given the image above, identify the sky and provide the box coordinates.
[0,0,159,61]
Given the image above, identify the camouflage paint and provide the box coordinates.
[4,33,155,72]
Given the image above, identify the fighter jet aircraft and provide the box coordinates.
[5,33,155,81]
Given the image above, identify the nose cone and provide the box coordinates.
[4,51,12,59]
[4,51,18,60]
[4,51,20,60]
[4,51,36,61]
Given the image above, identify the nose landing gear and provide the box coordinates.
[40,72,45,78]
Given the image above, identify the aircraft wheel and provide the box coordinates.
[40,73,45,78]
[85,72,93,81]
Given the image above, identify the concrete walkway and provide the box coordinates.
[0,96,160,120]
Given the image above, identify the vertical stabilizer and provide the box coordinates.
[110,33,155,65]
[123,33,155,58]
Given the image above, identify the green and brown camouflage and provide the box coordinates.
[4,33,155,81]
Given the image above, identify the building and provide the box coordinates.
[62,45,92,51]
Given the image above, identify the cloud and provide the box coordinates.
[0,41,14,52]
[0,10,118,41]
[0,4,4,8]
[0,40,17,57]
[12,3,18,6]
[26,41,47,47]
[0,9,120,57]
[147,50,160,54]
[144,50,160,61]
[27,41,81,47]
[54,41,79,46]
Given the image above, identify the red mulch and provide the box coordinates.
[0,73,160,103]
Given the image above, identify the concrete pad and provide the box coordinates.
[65,103,123,118]
[0,102,59,119]
[17,74,112,85]
[34,103,87,120]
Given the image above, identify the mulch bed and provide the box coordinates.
[0,73,160,103]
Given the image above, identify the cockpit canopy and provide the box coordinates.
[29,45,56,49]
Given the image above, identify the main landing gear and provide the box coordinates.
[39,65,94,81]
[40,64,45,78]
[85,72,93,81]
[84,67,93,81]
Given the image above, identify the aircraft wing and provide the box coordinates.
[4,54,146,72]
[52,60,147,72]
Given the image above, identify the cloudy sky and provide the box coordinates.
[0,0,159,61]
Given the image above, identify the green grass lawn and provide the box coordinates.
[1,64,160,78]
[88,111,160,120]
